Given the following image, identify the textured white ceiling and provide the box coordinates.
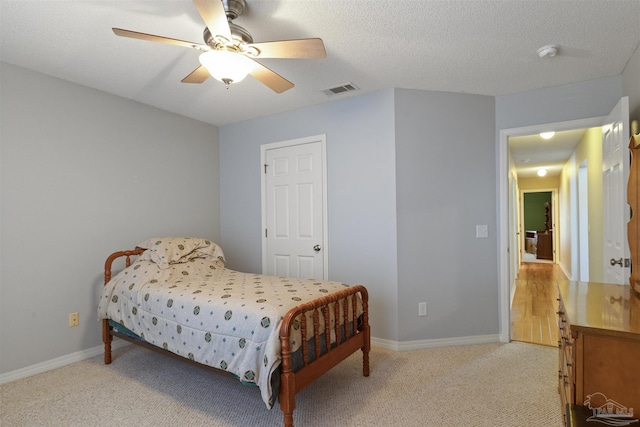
[1,0,639,127]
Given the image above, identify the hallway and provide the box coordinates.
[510,262,568,347]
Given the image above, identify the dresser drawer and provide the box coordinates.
[557,294,575,421]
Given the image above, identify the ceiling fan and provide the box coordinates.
[113,0,326,93]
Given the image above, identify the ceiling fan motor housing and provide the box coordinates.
[223,0,246,21]
[204,0,253,47]
[203,23,253,48]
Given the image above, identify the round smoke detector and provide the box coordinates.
[537,44,559,58]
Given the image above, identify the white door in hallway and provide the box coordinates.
[261,135,327,279]
[602,97,629,284]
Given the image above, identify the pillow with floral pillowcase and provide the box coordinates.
[136,237,225,269]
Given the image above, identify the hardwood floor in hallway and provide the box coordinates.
[511,262,568,347]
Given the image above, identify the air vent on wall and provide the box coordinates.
[322,82,360,96]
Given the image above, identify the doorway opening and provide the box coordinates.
[521,190,555,263]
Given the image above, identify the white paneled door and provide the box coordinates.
[602,97,629,284]
[262,135,327,279]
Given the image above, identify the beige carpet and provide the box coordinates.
[1,341,563,426]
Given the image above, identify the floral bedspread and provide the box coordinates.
[97,237,356,408]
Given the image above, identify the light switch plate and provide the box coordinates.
[476,224,488,238]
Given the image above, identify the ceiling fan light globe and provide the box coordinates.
[199,50,253,85]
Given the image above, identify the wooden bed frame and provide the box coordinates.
[102,249,371,427]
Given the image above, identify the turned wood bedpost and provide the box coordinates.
[279,308,301,427]
[358,286,371,377]
[103,254,115,365]
[102,319,113,364]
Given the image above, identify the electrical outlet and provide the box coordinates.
[69,312,79,327]
[418,302,427,317]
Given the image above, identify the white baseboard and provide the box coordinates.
[0,339,130,385]
[559,262,573,281]
[372,334,501,351]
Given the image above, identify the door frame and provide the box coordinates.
[577,161,590,281]
[260,134,329,278]
[498,116,605,343]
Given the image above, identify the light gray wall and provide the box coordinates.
[219,90,399,341]
[219,88,498,343]
[496,76,622,130]
[395,89,498,341]
[0,63,220,374]
[622,43,640,126]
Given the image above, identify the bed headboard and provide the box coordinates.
[103,248,145,285]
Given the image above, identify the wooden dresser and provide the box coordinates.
[557,280,640,421]
[536,231,553,260]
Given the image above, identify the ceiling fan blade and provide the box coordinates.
[249,60,294,93]
[193,0,231,40]
[181,65,211,84]
[247,38,326,59]
[112,28,206,50]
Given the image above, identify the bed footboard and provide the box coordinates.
[279,285,370,427]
